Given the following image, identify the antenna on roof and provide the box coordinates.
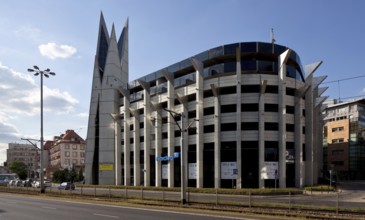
[271,28,276,44]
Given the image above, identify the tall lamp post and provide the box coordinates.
[27,66,55,193]
[163,108,197,205]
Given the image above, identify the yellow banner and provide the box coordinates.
[99,164,113,171]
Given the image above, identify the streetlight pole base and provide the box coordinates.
[181,199,186,205]
[40,189,45,194]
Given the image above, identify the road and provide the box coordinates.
[0,193,283,220]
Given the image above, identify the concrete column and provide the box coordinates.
[154,109,162,187]
[258,79,266,188]
[166,71,175,188]
[235,48,242,188]
[123,96,131,186]
[132,111,140,186]
[278,49,291,188]
[191,58,204,188]
[211,84,220,188]
[294,94,304,188]
[139,80,151,187]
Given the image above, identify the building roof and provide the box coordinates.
[325,98,365,109]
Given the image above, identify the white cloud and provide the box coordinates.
[0,64,81,142]
[38,42,77,59]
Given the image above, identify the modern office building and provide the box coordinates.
[323,99,365,180]
[85,13,327,188]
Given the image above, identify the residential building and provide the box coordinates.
[6,143,39,178]
[48,130,86,179]
[323,99,365,180]
[85,13,327,188]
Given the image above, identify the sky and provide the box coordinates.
[1,0,365,164]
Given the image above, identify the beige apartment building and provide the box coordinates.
[6,143,39,178]
[48,130,86,179]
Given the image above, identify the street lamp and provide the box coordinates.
[27,66,55,193]
[163,108,198,205]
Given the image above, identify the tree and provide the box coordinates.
[52,169,69,183]
[69,167,77,183]
[78,167,84,182]
[8,161,28,180]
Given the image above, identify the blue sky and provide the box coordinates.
[1,0,365,163]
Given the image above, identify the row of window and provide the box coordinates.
[332,126,344,132]
[131,84,300,103]
[64,151,85,157]
[123,123,304,144]
[64,144,85,150]
[64,159,85,165]
[332,138,345,144]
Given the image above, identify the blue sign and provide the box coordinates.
[156,152,179,161]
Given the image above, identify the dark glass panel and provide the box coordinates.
[258,60,273,72]
[258,42,272,53]
[265,104,278,112]
[241,60,257,71]
[241,103,259,112]
[266,85,278,94]
[224,61,236,73]
[221,123,237,131]
[265,122,279,131]
[286,105,295,114]
[241,84,260,93]
[220,86,236,95]
[221,104,237,113]
[240,42,257,53]
[224,43,239,55]
[241,122,259,130]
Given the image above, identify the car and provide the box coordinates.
[57,182,75,190]
[33,180,52,188]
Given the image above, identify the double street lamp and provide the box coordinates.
[27,66,55,193]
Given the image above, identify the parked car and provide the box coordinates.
[57,182,75,190]
[33,180,52,188]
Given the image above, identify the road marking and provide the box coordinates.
[93,213,119,219]
[41,206,56,210]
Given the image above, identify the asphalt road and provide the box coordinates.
[0,193,281,220]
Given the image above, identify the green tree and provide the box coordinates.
[8,161,28,180]
[52,169,69,183]
[69,167,77,183]
[78,167,84,182]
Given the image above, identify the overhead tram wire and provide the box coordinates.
[322,74,365,101]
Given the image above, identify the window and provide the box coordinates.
[72,144,77,150]
[80,145,85,150]
[221,104,237,113]
[241,122,259,130]
[65,151,70,157]
[80,152,85,158]
[332,150,344,155]
[72,159,77,165]
[72,152,77,157]
[286,105,295,114]
[221,123,237,131]
[204,107,214,116]
[65,145,70,149]
[220,86,236,95]
[332,138,344,144]
[242,85,260,93]
[242,103,259,112]
[332,127,344,132]
[204,125,214,133]
[265,104,278,112]
[286,124,295,132]
[265,122,279,131]
[65,159,70,165]
[80,159,85,164]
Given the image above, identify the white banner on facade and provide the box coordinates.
[188,163,197,179]
[162,164,168,179]
[261,162,278,179]
[221,162,237,179]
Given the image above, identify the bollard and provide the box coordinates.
[141,187,144,200]
[125,187,128,200]
[249,190,252,208]
[216,189,218,206]
[162,189,165,202]
[336,192,339,215]
[289,191,291,212]
[109,186,111,200]
[94,186,96,197]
